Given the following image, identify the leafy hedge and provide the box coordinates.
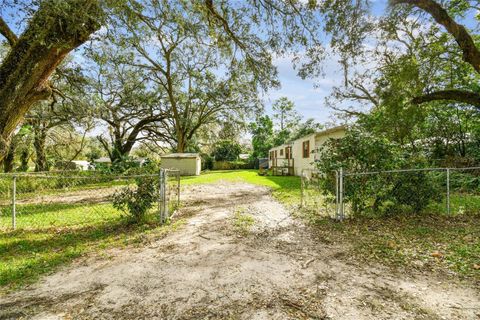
[315,128,442,216]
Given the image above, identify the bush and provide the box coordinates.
[112,176,157,223]
[211,140,242,161]
[212,160,254,170]
[200,153,214,170]
[316,128,441,216]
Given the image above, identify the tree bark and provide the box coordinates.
[412,90,480,107]
[19,149,29,172]
[176,134,186,153]
[3,139,15,172]
[0,0,101,163]
[34,127,48,172]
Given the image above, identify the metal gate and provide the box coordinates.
[158,168,181,223]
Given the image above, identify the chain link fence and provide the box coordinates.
[300,169,337,218]
[301,166,480,219]
[0,169,180,230]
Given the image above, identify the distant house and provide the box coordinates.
[94,157,112,165]
[238,153,250,160]
[71,160,91,171]
[268,126,346,176]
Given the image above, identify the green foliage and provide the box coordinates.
[200,153,214,170]
[315,128,441,216]
[211,140,242,161]
[249,115,274,158]
[112,176,157,223]
[212,160,254,170]
[272,97,301,131]
[272,129,291,147]
[290,118,323,141]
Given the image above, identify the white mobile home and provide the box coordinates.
[268,126,346,176]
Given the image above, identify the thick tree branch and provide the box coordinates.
[391,0,480,73]
[0,0,101,162]
[412,90,480,107]
[204,0,247,52]
[0,17,18,46]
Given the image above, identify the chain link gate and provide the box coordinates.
[158,168,181,223]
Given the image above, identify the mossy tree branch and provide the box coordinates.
[0,0,102,162]
[0,17,18,46]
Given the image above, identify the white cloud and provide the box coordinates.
[263,49,346,124]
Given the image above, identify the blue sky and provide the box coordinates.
[263,1,388,126]
[263,51,343,125]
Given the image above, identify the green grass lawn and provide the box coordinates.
[181,169,301,205]
[0,201,184,293]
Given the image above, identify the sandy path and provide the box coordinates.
[0,182,478,319]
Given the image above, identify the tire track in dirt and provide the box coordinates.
[0,182,478,319]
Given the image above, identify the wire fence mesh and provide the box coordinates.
[301,166,480,219]
[300,169,337,218]
[0,169,180,230]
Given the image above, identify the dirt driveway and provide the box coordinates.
[0,182,479,319]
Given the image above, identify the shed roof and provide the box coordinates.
[94,157,112,163]
[161,153,200,159]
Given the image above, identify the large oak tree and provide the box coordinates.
[0,0,102,162]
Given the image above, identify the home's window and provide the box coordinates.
[286,147,291,159]
[280,149,284,156]
[274,150,277,158]
[302,141,310,158]
[269,151,272,160]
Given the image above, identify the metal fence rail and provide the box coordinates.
[0,168,181,230]
[301,166,480,219]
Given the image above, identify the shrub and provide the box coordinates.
[112,176,157,223]
[212,160,254,170]
[200,153,214,170]
[211,140,242,161]
[316,128,441,216]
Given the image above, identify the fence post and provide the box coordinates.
[335,170,339,219]
[300,170,304,208]
[339,167,344,220]
[446,168,450,215]
[164,170,169,220]
[158,169,165,223]
[12,175,16,230]
[177,171,180,207]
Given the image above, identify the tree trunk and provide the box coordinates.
[176,134,186,153]
[19,149,29,172]
[34,129,48,172]
[0,0,101,163]
[3,140,15,172]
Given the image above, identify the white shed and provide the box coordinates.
[160,153,201,176]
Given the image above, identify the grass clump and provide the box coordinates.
[232,208,255,235]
